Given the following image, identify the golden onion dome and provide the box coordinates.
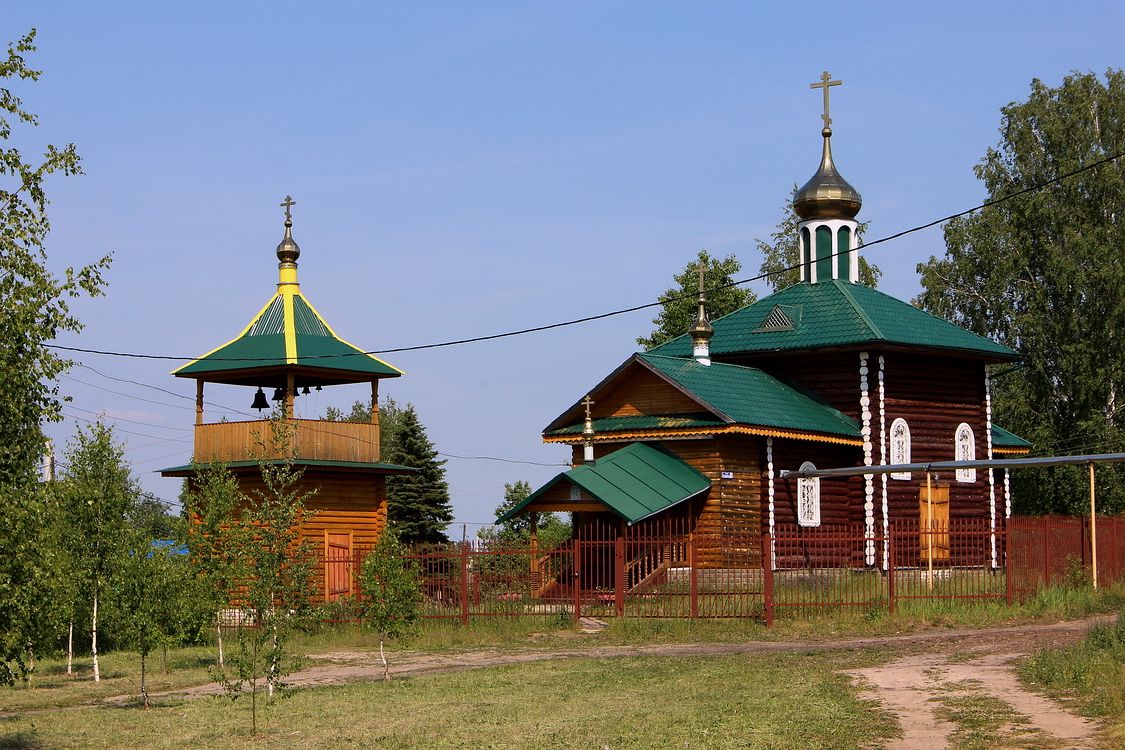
[793,127,862,220]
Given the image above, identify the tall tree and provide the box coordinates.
[755,190,879,292]
[57,422,137,683]
[916,70,1125,514]
[358,527,421,681]
[384,405,453,544]
[0,29,110,685]
[637,250,755,350]
[478,481,571,551]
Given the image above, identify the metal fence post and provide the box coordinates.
[614,536,625,619]
[887,525,896,615]
[460,543,470,626]
[689,536,698,619]
[572,537,581,624]
[763,532,774,628]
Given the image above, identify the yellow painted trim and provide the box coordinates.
[171,293,281,375]
[295,291,405,375]
[543,424,863,447]
[283,292,298,365]
[993,447,1031,456]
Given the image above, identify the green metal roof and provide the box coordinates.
[991,424,1032,450]
[498,442,711,525]
[175,292,402,383]
[159,458,418,477]
[648,280,1019,361]
[546,413,725,437]
[639,354,861,438]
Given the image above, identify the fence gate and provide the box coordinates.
[919,484,950,563]
[324,531,353,601]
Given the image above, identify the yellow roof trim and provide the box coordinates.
[171,293,280,375]
[544,424,863,447]
[296,291,405,375]
[283,292,298,364]
[993,447,1031,456]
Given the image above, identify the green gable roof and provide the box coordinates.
[648,280,1018,361]
[499,442,711,526]
[547,413,725,437]
[991,424,1032,451]
[175,292,402,385]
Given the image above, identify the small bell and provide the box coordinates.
[302,386,311,395]
[272,387,285,401]
[251,387,270,411]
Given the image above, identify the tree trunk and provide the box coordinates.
[91,584,100,683]
[162,643,168,674]
[380,636,389,682]
[250,638,259,736]
[141,652,149,709]
[216,620,224,667]
[66,621,73,676]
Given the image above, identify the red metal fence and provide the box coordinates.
[325,516,1125,626]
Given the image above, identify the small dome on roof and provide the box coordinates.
[794,128,862,221]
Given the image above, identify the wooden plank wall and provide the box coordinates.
[769,441,865,527]
[194,419,380,463]
[593,367,702,417]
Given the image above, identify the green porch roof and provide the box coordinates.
[991,424,1032,451]
[545,354,861,443]
[498,442,711,526]
[648,280,1019,362]
[174,293,402,385]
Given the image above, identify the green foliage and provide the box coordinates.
[1021,609,1125,720]
[915,70,1125,514]
[478,480,571,550]
[323,396,405,456]
[216,421,318,735]
[637,249,756,350]
[0,29,111,685]
[385,405,453,544]
[182,463,245,648]
[755,189,879,291]
[128,493,180,541]
[359,528,422,680]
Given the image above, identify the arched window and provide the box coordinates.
[797,461,821,527]
[837,225,851,281]
[889,418,911,480]
[955,423,976,482]
[800,227,811,282]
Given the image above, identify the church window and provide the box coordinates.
[796,461,821,527]
[955,423,976,482]
[837,226,851,280]
[889,418,911,479]
[815,226,833,282]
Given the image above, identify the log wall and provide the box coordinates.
[592,367,701,417]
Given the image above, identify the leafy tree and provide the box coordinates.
[57,422,137,683]
[182,463,246,667]
[0,29,111,685]
[385,405,453,544]
[479,481,571,551]
[128,493,180,541]
[324,396,406,457]
[217,421,317,736]
[358,528,421,681]
[637,250,755,350]
[755,190,879,292]
[915,70,1125,514]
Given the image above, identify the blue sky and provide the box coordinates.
[10,1,1124,530]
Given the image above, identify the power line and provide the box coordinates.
[43,148,1124,363]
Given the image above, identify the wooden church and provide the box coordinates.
[162,198,412,601]
[502,74,1031,572]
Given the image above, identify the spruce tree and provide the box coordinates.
[385,405,452,544]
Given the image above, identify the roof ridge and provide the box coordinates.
[832,279,885,341]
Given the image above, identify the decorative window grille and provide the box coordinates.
[796,461,821,527]
[955,423,976,482]
[755,305,796,332]
[889,418,911,480]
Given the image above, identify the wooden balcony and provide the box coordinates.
[194,419,380,464]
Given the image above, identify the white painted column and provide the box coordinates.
[766,437,776,569]
[878,355,888,570]
[860,352,875,566]
[985,374,997,567]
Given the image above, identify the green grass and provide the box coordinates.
[1020,608,1125,741]
[0,650,897,749]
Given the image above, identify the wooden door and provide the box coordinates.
[324,531,353,601]
[919,484,950,563]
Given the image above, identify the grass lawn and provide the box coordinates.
[0,650,896,749]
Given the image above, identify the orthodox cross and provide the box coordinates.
[582,395,594,421]
[280,195,296,222]
[809,71,842,128]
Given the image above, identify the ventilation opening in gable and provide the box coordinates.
[755,305,797,332]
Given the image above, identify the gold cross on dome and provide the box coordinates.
[809,71,842,128]
[280,195,296,221]
[582,395,594,420]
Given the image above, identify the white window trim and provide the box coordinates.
[955,423,977,482]
[889,417,911,480]
[797,461,821,527]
